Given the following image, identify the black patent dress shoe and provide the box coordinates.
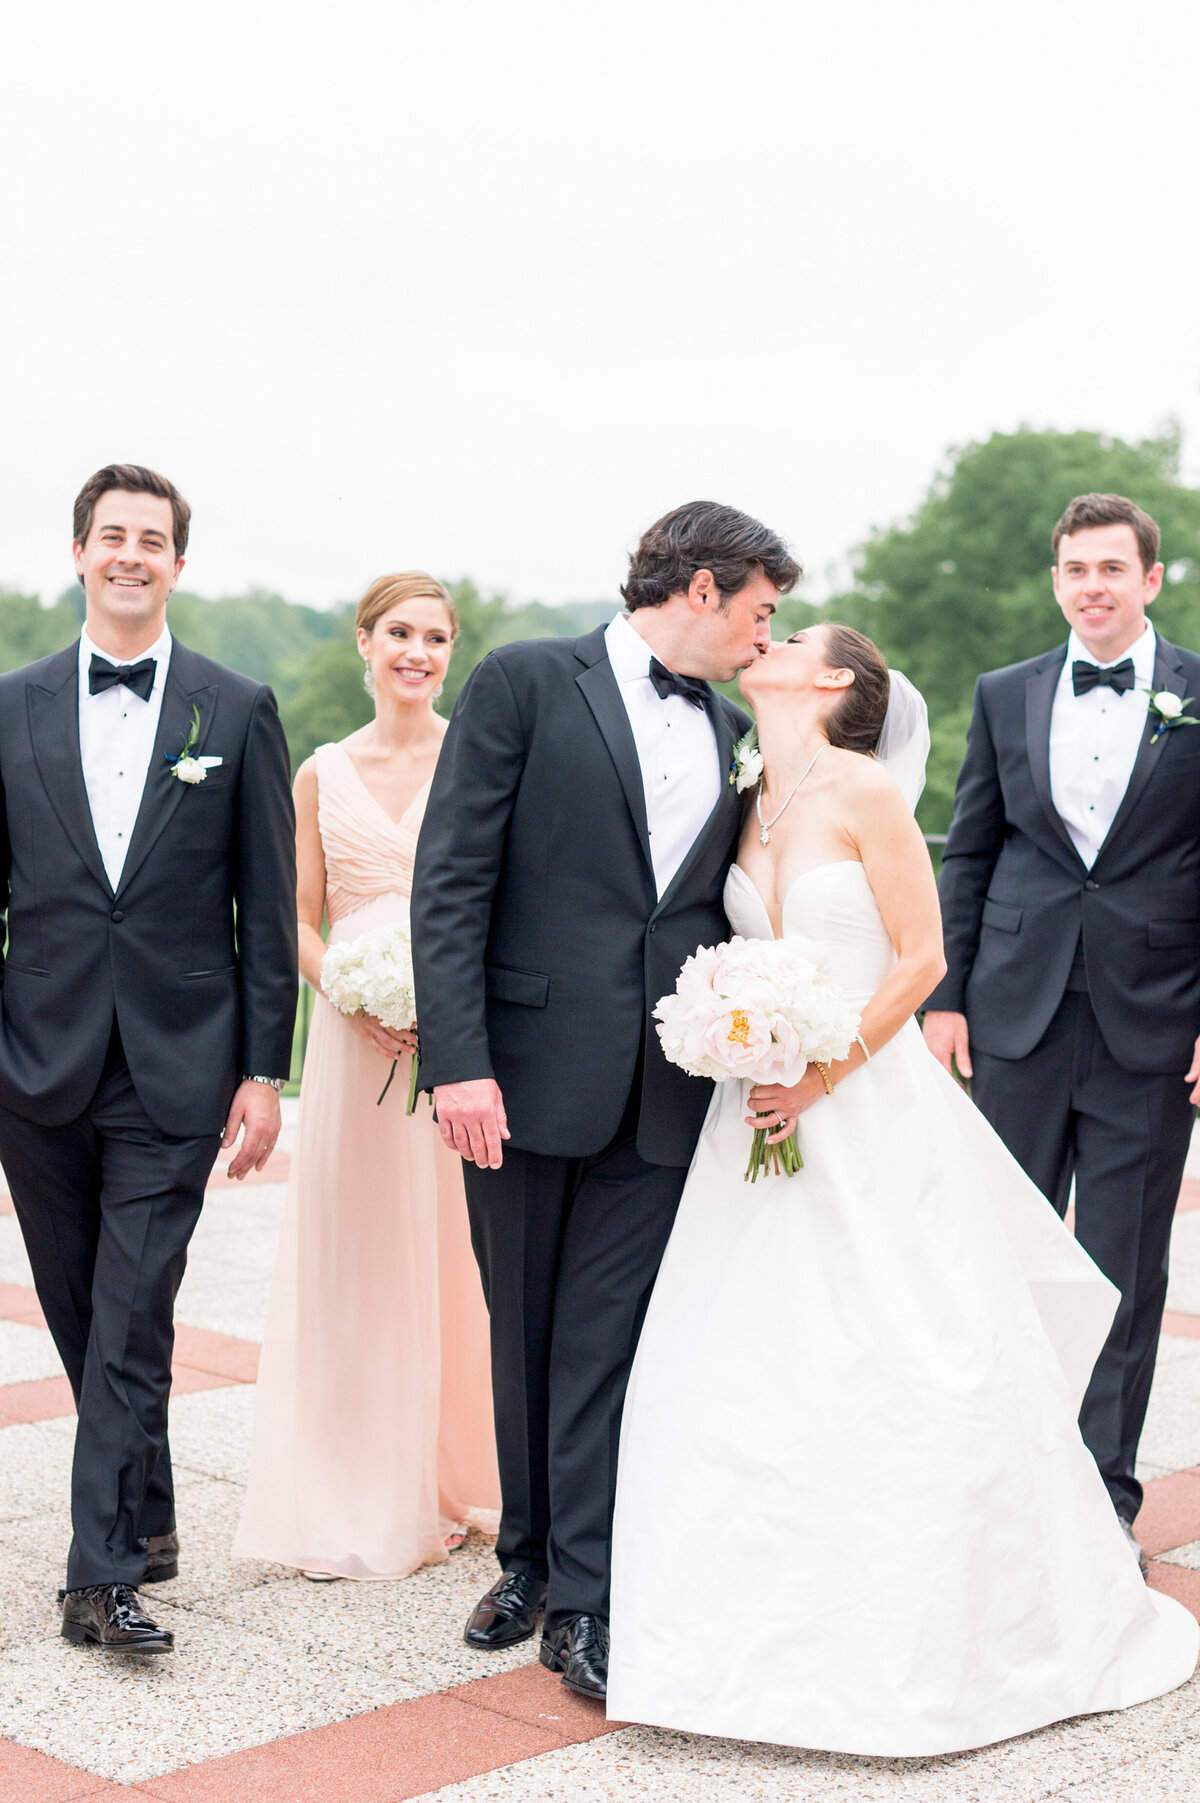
[464,1570,548,1648]
[1118,1515,1150,1577]
[61,1584,174,1653]
[539,1613,609,1699]
[57,1530,179,1601]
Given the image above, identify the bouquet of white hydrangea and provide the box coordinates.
[654,934,861,1179]
[321,920,420,1106]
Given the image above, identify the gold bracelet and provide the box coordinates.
[814,1061,834,1095]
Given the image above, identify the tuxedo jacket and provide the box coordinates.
[0,639,298,1136]
[925,633,1200,1074]
[411,625,751,1166]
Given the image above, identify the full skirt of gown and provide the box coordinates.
[608,862,1197,1754]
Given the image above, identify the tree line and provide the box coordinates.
[3,426,1197,835]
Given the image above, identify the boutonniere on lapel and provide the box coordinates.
[166,705,223,784]
[729,724,764,792]
[1143,688,1200,745]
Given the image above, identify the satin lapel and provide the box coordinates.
[115,646,218,899]
[1025,649,1084,866]
[1094,639,1185,863]
[26,645,113,897]
[654,695,742,913]
[575,654,654,878]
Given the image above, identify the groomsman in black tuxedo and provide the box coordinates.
[0,465,296,1651]
[924,493,1200,1571]
[413,502,798,1698]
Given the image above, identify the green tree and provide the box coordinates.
[821,426,1200,832]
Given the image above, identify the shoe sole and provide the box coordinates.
[61,1622,173,1653]
[464,1617,539,1650]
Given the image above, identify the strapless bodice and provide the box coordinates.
[723,861,896,1004]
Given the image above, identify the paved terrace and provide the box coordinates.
[3,1104,1200,1801]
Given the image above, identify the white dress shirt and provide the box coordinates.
[604,613,722,898]
[1048,623,1155,869]
[78,623,173,890]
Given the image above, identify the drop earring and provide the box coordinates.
[362,660,375,696]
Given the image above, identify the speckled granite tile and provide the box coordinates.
[1168,1212,1200,1317]
[162,1381,258,1485]
[0,1215,34,1286]
[0,1319,65,1385]
[197,1530,537,1693]
[0,1606,415,1785]
[1140,1354,1200,1474]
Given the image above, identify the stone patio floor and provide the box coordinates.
[3,1104,1200,1799]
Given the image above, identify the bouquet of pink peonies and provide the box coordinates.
[654,935,861,1180]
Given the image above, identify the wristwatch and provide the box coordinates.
[243,1075,286,1091]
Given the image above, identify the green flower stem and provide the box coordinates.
[406,1050,421,1115]
[376,1059,398,1106]
[744,1125,803,1182]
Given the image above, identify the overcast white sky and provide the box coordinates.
[2,0,1198,611]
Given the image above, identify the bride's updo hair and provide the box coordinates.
[356,572,459,639]
[821,623,890,755]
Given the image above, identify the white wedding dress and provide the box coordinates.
[608,859,1198,1756]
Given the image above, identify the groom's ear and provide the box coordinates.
[686,568,718,611]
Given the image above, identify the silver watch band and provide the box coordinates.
[243,1075,286,1091]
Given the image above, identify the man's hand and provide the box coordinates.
[222,1080,283,1180]
[922,1010,973,1081]
[433,1078,510,1169]
[1186,1036,1200,1106]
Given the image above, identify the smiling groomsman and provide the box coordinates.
[0,465,296,1651]
[924,493,1200,1572]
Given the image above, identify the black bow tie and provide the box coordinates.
[88,655,156,702]
[1072,658,1135,698]
[648,656,707,709]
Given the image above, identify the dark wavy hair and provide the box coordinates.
[818,623,890,754]
[1051,493,1160,573]
[622,500,801,611]
[73,463,191,558]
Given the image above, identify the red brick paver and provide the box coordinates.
[0,1735,122,1800]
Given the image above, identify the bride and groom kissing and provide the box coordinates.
[413,497,1200,1754]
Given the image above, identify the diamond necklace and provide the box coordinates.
[754,745,825,845]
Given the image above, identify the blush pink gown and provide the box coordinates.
[234,741,500,1578]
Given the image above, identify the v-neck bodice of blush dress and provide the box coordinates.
[319,741,426,940]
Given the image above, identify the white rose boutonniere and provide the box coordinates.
[729,724,764,792]
[166,705,223,782]
[1144,688,1199,745]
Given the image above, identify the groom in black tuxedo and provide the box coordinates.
[0,465,297,1651]
[413,501,798,1698]
[924,493,1200,1569]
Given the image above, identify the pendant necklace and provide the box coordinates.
[755,746,824,845]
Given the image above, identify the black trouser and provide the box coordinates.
[462,1097,686,1630]
[971,990,1195,1522]
[0,1025,219,1589]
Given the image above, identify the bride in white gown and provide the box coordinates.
[608,623,1197,1756]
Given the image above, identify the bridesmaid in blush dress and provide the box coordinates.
[234,573,499,1580]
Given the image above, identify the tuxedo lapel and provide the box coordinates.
[1024,648,1085,868]
[1094,637,1186,864]
[574,631,654,879]
[26,645,113,897]
[115,644,218,899]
